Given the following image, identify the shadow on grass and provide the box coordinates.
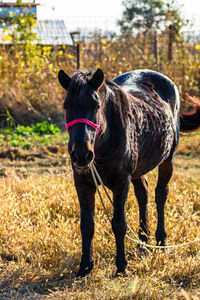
[0,254,85,299]
[162,268,200,290]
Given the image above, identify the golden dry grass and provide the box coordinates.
[0,134,200,299]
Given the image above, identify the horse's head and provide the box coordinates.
[58,68,104,167]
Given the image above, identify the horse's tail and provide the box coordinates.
[180,94,200,132]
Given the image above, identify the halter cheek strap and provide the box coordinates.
[65,109,101,135]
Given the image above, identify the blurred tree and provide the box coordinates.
[118,0,185,35]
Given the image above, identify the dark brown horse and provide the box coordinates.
[58,68,200,277]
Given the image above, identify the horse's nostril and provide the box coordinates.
[85,150,94,164]
[70,149,94,166]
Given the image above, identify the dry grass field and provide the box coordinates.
[0,133,200,299]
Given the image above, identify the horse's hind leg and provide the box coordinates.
[132,176,150,243]
[155,158,173,246]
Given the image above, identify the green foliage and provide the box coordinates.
[0,122,61,148]
[32,121,61,135]
[12,122,60,136]
[0,109,16,128]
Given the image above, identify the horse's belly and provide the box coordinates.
[132,129,174,178]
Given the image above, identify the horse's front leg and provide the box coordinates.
[112,176,131,275]
[74,175,96,277]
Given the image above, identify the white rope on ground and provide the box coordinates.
[90,163,200,250]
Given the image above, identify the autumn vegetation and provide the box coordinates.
[1,9,200,126]
[0,1,200,299]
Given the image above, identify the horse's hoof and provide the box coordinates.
[156,243,173,256]
[115,270,128,277]
[156,241,167,250]
[75,262,93,278]
[136,244,150,256]
[75,267,91,278]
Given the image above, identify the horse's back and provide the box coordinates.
[113,69,180,112]
[113,70,180,177]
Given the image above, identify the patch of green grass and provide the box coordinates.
[0,122,68,148]
[14,121,61,136]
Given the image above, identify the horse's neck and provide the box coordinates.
[96,84,111,142]
[97,82,129,140]
[95,83,133,163]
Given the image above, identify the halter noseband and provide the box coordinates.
[65,109,101,136]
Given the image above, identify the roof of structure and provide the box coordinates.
[0,19,71,45]
[35,20,71,45]
[0,3,38,6]
[0,0,38,5]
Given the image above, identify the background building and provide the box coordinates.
[0,1,71,45]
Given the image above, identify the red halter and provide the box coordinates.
[65,109,101,136]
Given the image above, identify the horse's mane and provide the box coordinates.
[67,70,95,93]
[104,80,133,122]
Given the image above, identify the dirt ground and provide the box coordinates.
[0,144,70,178]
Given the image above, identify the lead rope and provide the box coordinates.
[90,165,112,224]
[90,163,200,250]
[91,164,150,250]
[90,164,151,253]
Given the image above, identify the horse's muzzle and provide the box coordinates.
[70,141,94,167]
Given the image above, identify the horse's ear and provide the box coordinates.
[58,70,71,90]
[88,68,104,90]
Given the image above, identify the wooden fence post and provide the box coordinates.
[168,25,174,63]
[153,30,158,67]
[70,31,80,70]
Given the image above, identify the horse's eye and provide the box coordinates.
[95,103,101,109]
